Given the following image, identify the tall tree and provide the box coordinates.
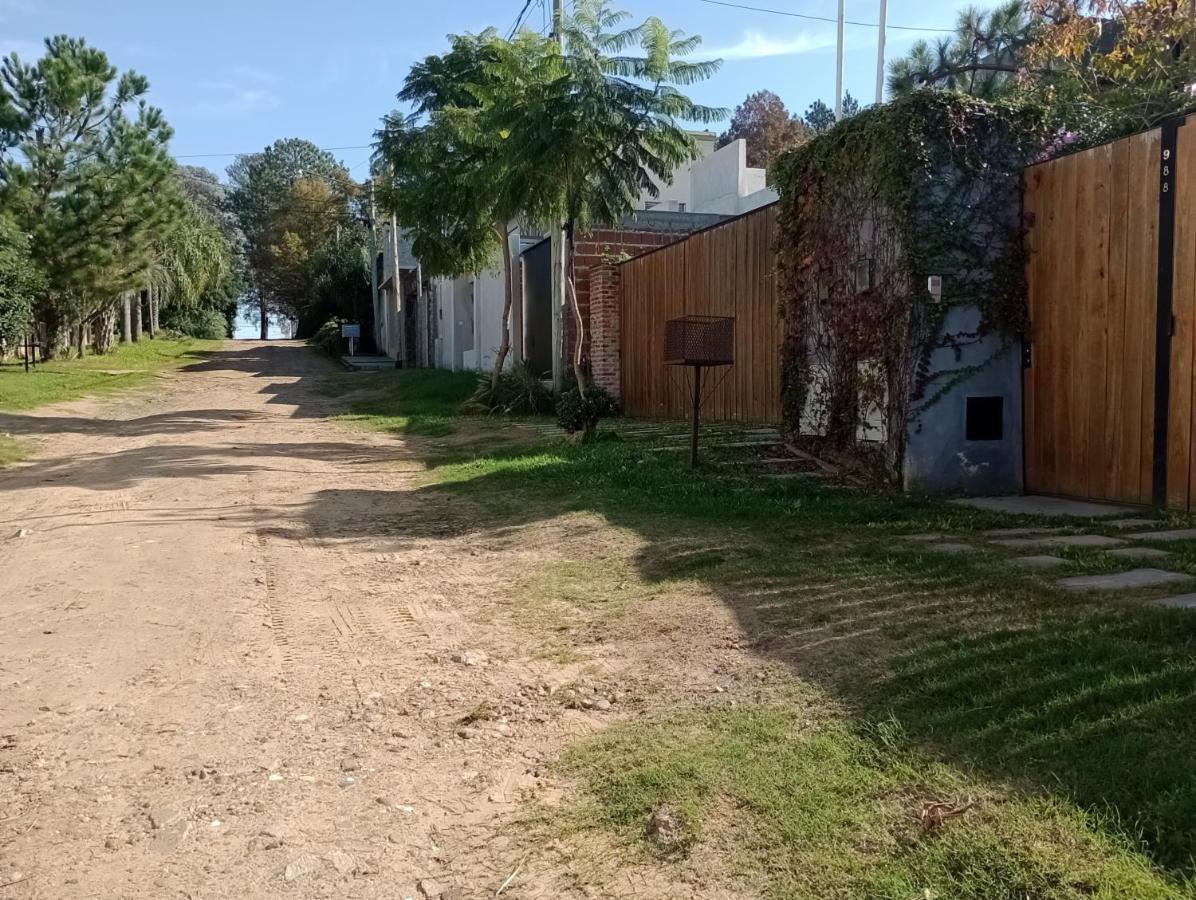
[500,0,724,408]
[717,89,810,169]
[800,91,860,136]
[0,36,178,356]
[228,139,358,338]
[802,99,837,134]
[888,1,1033,99]
[377,29,552,386]
[1027,0,1196,135]
[0,216,42,352]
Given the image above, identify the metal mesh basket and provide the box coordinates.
[664,315,735,366]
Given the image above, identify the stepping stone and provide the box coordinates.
[951,496,1136,517]
[1126,528,1196,542]
[983,527,1067,538]
[904,533,946,542]
[926,542,974,554]
[1107,518,1161,529]
[1155,594,1196,609]
[1107,547,1171,560]
[992,534,1127,549]
[1012,555,1069,570]
[1056,568,1194,592]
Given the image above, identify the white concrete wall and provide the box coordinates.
[688,139,779,216]
[638,132,717,211]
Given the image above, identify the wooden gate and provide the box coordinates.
[619,204,782,423]
[1024,116,1196,509]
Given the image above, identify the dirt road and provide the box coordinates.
[1,342,758,899]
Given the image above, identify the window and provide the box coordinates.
[966,396,1004,442]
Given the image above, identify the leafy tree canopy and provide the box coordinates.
[718,89,811,169]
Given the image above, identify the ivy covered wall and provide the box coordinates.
[772,92,1048,486]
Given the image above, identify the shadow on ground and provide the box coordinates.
[266,456,1196,878]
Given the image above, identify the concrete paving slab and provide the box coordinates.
[1012,555,1069,570]
[951,496,1138,517]
[1056,569,1194,592]
[904,533,946,542]
[926,542,975,554]
[1107,518,1163,529]
[1107,547,1171,560]
[991,534,1127,549]
[1155,593,1196,609]
[1126,528,1196,542]
[982,527,1068,538]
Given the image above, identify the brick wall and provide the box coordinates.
[589,261,621,397]
[568,226,692,383]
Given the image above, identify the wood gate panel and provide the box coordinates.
[1025,129,1160,505]
[619,205,782,423]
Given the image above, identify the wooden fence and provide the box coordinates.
[619,204,782,423]
[1024,114,1196,509]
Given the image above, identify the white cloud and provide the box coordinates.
[195,86,279,116]
[191,64,281,116]
[706,25,944,62]
[227,63,280,85]
[705,30,838,60]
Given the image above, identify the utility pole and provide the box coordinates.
[875,0,888,105]
[368,179,380,352]
[550,0,567,393]
[834,0,845,119]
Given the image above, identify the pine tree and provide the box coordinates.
[0,36,178,356]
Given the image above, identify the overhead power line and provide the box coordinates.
[693,0,954,33]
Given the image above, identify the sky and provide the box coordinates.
[2,0,968,180]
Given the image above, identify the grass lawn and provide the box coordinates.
[0,338,222,411]
[317,367,479,437]
[322,367,1196,897]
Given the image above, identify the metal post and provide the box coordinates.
[550,0,567,393]
[834,0,845,119]
[690,364,703,468]
[875,0,888,104]
[23,329,30,373]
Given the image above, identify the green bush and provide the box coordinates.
[464,361,554,416]
[309,318,346,356]
[161,306,228,340]
[556,381,619,436]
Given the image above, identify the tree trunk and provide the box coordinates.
[152,287,162,334]
[132,291,143,342]
[564,224,588,394]
[147,287,158,338]
[260,294,269,340]
[121,293,132,343]
[94,306,116,354]
[74,322,85,359]
[491,222,515,390]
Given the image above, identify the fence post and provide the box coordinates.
[1152,118,1185,505]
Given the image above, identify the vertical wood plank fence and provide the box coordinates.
[619,204,782,423]
[1025,114,1196,510]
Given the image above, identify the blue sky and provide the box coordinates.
[7,0,967,180]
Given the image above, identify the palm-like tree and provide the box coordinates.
[497,0,725,399]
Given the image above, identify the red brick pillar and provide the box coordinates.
[589,260,622,398]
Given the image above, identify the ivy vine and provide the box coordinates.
[771,91,1048,482]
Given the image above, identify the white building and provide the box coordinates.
[374,135,777,372]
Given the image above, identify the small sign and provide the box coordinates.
[341,323,361,339]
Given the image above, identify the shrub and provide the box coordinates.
[161,306,228,340]
[464,361,554,416]
[556,382,619,437]
[309,318,345,356]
